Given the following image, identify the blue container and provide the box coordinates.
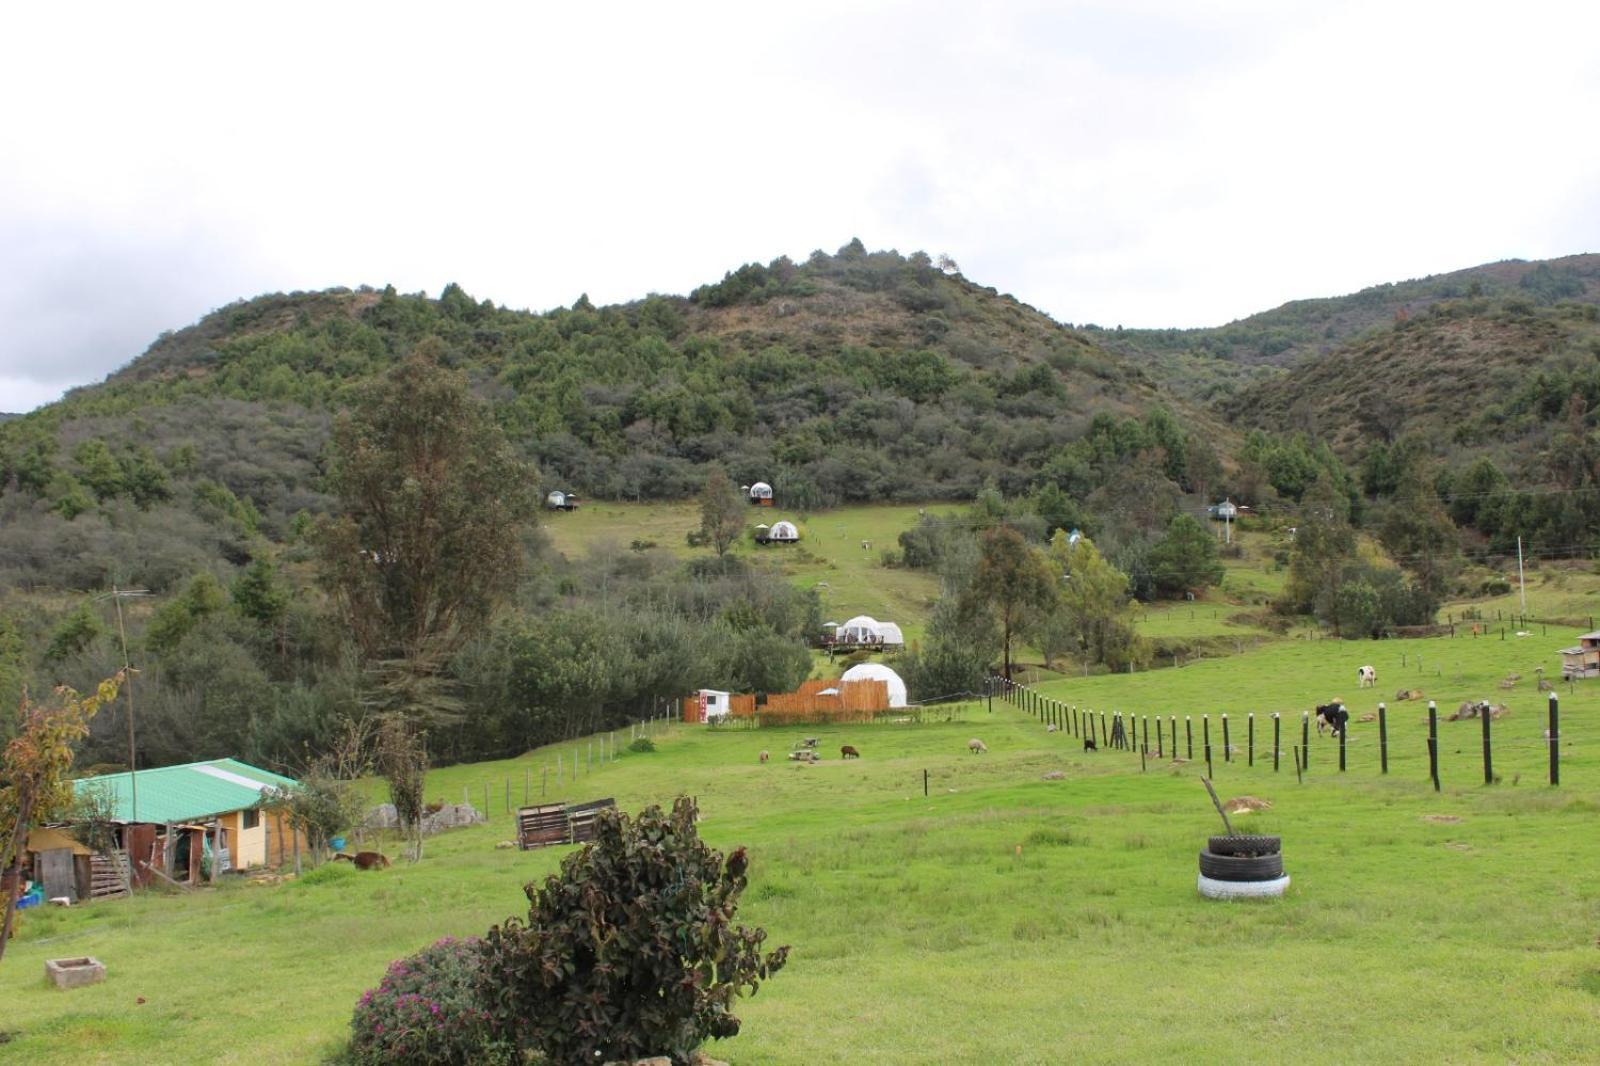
[330,837,347,852]
[16,889,43,910]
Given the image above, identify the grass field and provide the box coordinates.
[5,622,1600,1063]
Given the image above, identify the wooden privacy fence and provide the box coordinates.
[680,679,891,726]
[989,676,1567,789]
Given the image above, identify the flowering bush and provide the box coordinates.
[346,936,510,1065]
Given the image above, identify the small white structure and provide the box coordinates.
[545,490,579,512]
[694,689,732,722]
[834,615,904,647]
[749,481,774,506]
[768,520,799,542]
[840,663,908,708]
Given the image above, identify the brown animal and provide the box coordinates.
[968,738,988,754]
[759,750,769,763]
[840,744,861,759]
[333,851,390,870]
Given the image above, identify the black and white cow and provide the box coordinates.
[1314,701,1349,737]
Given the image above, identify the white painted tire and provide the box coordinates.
[1197,872,1290,900]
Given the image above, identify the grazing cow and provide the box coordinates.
[759,750,769,764]
[1358,665,1376,688]
[1314,702,1349,736]
[1083,736,1098,752]
[840,744,861,759]
[333,851,390,871]
[968,738,988,754]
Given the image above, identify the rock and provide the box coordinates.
[363,803,400,830]
[691,1053,731,1066]
[1358,713,1377,723]
[495,840,515,850]
[1222,796,1271,813]
[45,956,106,989]
[1041,770,1066,780]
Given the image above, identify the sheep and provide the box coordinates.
[968,738,988,754]
[759,750,769,764]
[840,744,861,759]
[1046,723,1058,733]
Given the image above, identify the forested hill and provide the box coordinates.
[1096,254,1600,404]
[0,242,1225,591]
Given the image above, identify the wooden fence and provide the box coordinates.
[681,679,891,726]
[990,676,1566,789]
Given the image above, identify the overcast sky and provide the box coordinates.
[3,0,1598,412]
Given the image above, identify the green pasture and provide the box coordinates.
[5,629,1600,1064]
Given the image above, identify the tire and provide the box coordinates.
[1208,835,1281,857]
[1198,850,1284,881]
[1198,872,1290,899]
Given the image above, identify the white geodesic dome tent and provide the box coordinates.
[545,490,567,509]
[769,520,799,542]
[841,662,908,708]
[749,481,773,503]
[835,615,903,646]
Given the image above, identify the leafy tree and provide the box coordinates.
[231,559,288,630]
[315,346,536,725]
[0,672,124,963]
[974,525,1056,678]
[1147,512,1224,598]
[901,593,1000,700]
[480,797,788,1065]
[688,468,745,557]
[1048,531,1143,669]
[43,603,105,666]
[145,572,228,655]
[376,715,429,862]
[72,439,124,501]
[1284,475,1357,614]
[1376,469,1460,596]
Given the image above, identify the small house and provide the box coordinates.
[1560,632,1600,679]
[748,481,774,506]
[26,758,303,902]
[694,689,732,722]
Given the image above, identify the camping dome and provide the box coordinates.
[545,490,567,509]
[841,663,908,708]
[837,615,880,642]
[749,481,773,501]
[875,622,905,646]
[769,520,799,541]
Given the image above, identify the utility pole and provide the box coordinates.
[1517,536,1526,619]
[101,587,151,824]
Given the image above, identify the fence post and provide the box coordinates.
[1338,720,1346,772]
[923,769,929,797]
[1142,715,1149,753]
[1222,714,1231,763]
[1247,714,1254,767]
[1294,745,1303,784]
[1171,716,1177,758]
[1481,700,1494,785]
[1378,703,1388,774]
[1301,713,1310,772]
[1427,700,1440,792]
[1203,715,1212,777]
[1157,716,1164,757]
[1549,692,1560,786]
[1100,712,1108,748]
[1272,713,1280,772]
[1186,716,1193,760]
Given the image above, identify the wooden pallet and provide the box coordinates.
[566,798,616,844]
[89,852,130,900]
[516,804,571,850]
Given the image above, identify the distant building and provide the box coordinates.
[545,490,580,511]
[1560,632,1600,679]
[748,481,774,506]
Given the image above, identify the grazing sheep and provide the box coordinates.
[840,744,861,759]
[1083,736,1097,752]
[759,750,769,764]
[968,738,988,754]
[1046,723,1058,733]
[802,737,819,748]
[333,851,390,871]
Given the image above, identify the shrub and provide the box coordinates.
[347,937,509,1065]
[628,736,656,753]
[480,796,788,1065]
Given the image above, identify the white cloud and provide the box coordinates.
[2,0,1598,410]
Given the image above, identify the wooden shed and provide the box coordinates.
[1560,632,1600,679]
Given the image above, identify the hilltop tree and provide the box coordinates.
[974,525,1056,678]
[1147,513,1225,598]
[1284,474,1358,615]
[688,468,745,557]
[315,345,536,725]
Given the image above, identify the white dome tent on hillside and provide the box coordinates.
[748,481,774,506]
[833,615,904,648]
[841,662,908,708]
[756,520,799,544]
[545,490,579,511]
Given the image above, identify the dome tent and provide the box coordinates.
[837,615,881,643]
[841,663,908,708]
[768,520,799,542]
[749,481,774,505]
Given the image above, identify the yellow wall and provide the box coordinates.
[26,827,91,857]
[220,810,268,869]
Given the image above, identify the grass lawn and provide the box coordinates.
[5,628,1600,1063]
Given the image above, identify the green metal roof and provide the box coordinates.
[72,758,299,825]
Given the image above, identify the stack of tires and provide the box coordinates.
[1198,834,1289,899]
